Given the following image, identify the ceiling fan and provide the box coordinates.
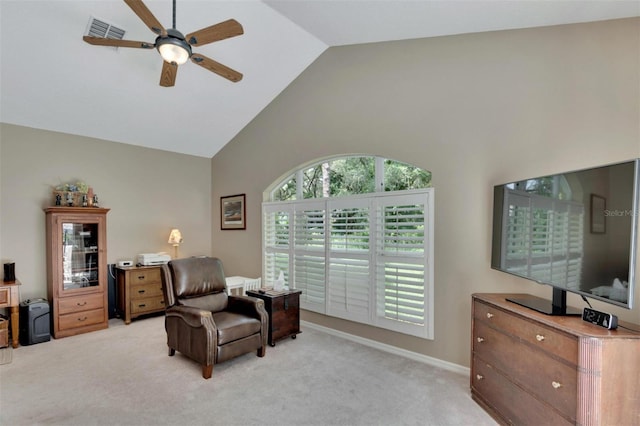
[83,0,243,87]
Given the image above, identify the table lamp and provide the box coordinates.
[168,228,183,259]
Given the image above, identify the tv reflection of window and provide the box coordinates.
[502,187,584,291]
[507,175,572,200]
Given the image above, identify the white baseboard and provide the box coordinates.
[301,320,470,376]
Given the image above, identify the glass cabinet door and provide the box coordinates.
[62,222,99,290]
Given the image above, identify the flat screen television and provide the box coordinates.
[491,159,640,315]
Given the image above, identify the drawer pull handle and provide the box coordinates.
[476,337,485,343]
[486,312,494,319]
[476,374,484,380]
[137,275,145,280]
[76,301,87,306]
[77,316,88,322]
[536,334,545,342]
[138,290,146,294]
[138,304,146,308]
[552,381,562,389]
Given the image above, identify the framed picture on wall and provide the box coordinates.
[590,194,606,234]
[221,194,246,230]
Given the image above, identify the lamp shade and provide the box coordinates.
[168,229,183,245]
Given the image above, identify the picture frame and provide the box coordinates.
[221,194,246,230]
[590,194,606,234]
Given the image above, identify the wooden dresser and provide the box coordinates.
[116,266,165,324]
[471,293,640,426]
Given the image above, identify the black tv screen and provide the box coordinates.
[491,159,639,313]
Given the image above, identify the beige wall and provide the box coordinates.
[0,124,212,300]
[211,18,640,367]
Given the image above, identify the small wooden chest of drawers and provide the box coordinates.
[471,293,640,426]
[246,289,301,346]
[116,266,165,324]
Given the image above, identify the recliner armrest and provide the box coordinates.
[228,295,264,314]
[166,305,212,328]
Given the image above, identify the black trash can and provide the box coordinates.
[19,298,50,345]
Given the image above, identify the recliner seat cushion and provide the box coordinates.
[213,311,261,345]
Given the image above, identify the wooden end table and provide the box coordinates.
[246,289,301,346]
[0,279,21,348]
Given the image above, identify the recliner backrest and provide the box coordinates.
[163,257,229,312]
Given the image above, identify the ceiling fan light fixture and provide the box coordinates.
[156,29,191,65]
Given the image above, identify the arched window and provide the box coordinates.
[263,155,435,339]
[270,156,432,201]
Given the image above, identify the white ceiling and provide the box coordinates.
[1,1,638,158]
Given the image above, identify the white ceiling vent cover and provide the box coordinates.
[85,16,125,40]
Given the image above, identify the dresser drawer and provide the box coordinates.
[58,293,104,315]
[129,268,161,285]
[472,356,573,426]
[130,296,165,315]
[130,282,163,300]
[474,299,578,364]
[58,308,105,330]
[474,320,577,419]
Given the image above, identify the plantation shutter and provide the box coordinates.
[263,205,292,288]
[374,192,432,338]
[293,201,326,312]
[327,198,371,323]
[263,188,435,339]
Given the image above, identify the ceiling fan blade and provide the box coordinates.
[124,0,167,36]
[83,36,154,49]
[185,19,243,47]
[159,61,178,87]
[190,53,242,82]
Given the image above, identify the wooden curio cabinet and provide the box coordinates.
[45,207,110,338]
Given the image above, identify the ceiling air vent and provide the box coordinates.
[85,16,125,40]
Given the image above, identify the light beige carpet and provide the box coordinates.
[0,316,496,425]
[0,345,12,365]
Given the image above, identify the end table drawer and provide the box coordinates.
[131,282,163,299]
[130,268,161,285]
[0,287,9,306]
[130,296,165,315]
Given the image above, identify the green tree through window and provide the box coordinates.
[273,156,431,201]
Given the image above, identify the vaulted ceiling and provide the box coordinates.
[1,1,638,158]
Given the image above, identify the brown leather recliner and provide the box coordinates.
[160,256,268,379]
